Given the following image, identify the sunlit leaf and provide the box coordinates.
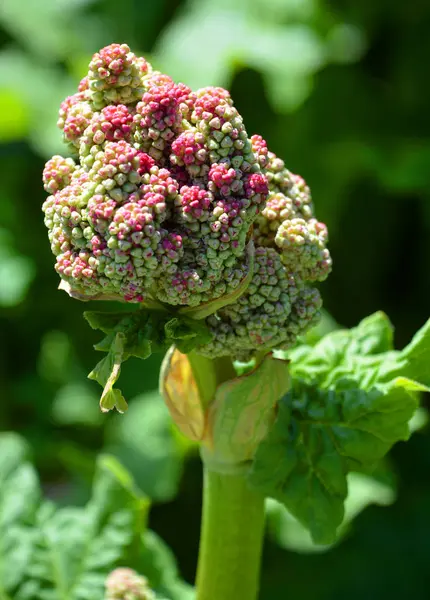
[249,379,417,544]
[250,312,430,544]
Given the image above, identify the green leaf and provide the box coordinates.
[266,468,396,554]
[88,332,128,413]
[0,434,40,598]
[0,433,191,600]
[344,311,394,356]
[250,312,430,544]
[248,377,418,544]
[85,309,160,359]
[287,311,430,395]
[93,333,116,353]
[288,311,395,387]
[378,317,430,387]
[85,308,212,359]
[409,406,429,433]
[84,310,135,334]
[25,456,149,600]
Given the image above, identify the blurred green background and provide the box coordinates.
[1,0,429,598]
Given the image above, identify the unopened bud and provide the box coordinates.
[105,568,155,600]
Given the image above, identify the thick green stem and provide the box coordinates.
[196,466,266,600]
[187,351,236,407]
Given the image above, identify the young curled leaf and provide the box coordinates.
[86,308,213,413]
[89,332,128,413]
[164,316,213,352]
[85,309,212,359]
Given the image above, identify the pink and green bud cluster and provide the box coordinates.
[57,93,93,150]
[88,43,149,109]
[252,143,332,282]
[43,155,77,194]
[276,217,331,282]
[198,247,322,360]
[134,80,192,161]
[105,568,154,600]
[42,43,331,358]
[196,141,332,358]
[43,44,268,306]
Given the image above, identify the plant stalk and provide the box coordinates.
[187,351,236,408]
[196,465,266,600]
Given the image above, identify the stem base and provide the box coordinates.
[196,466,265,600]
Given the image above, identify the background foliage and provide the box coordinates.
[0,0,429,598]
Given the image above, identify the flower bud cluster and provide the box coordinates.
[43,44,331,358]
[43,155,77,194]
[105,568,154,600]
[196,134,332,358]
[57,93,93,150]
[198,247,322,360]
[88,43,149,109]
[276,217,331,282]
[43,44,268,307]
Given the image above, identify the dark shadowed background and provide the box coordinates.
[1,0,429,598]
